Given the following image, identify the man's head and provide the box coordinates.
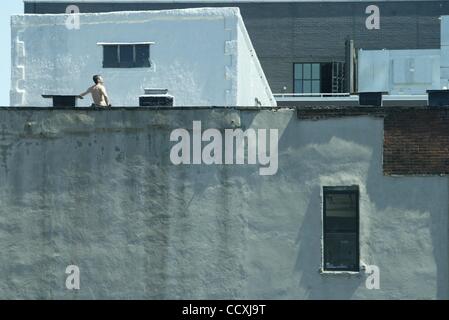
[93,75,104,85]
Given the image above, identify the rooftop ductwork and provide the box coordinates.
[139,88,174,107]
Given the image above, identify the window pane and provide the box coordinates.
[103,45,119,68]
[325,192,357,232]
[119,45,134,67]
[312,63,320,80]
[303,64,312,79]
[135,44,151,67]
[303,80,311,93]
[323,187,359,272]
[325,193,357,218]
[324,233,358,271]
[294,80,303,93]
[294,64,303,80]
[312,80,320,93]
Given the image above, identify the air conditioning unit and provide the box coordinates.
[139,88,174,107]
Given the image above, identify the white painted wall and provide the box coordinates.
[358,49,441,95]
[10,8,275,107]
[236,16,274,106]
[441,16,449,89]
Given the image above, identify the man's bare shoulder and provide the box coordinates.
[97,84,107,93]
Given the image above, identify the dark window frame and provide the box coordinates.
[293,62,347,94]
[322,186,360,272]
[293,62,321,94]
[102,44,151,69]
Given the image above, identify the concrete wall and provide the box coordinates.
[23,1,449,93]
[10,8,275,107]
[0,107,447,299]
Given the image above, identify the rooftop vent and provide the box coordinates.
[427,90,449,107]
[139,88,174,107]
[42,94,78,108]
[358,92,386,107]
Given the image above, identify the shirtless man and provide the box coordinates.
[78,75,111,108]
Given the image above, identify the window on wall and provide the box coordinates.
[323,186,359,272]
[294,62,346,94]
[294,63,321,94]
[99,42,153,68]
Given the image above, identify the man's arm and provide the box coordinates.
[78,86,92,99]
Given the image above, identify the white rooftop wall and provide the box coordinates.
[10,8,276,107]
[441,16,449,88]
[358,49,441,95]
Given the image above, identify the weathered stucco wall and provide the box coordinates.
[0,108,447,299]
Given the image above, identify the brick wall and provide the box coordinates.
[297,106,449,175]
[384,108,449,175]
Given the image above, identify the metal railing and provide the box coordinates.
[274,93,352,99]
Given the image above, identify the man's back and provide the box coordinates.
[89,84,108,107]
[79,75,110,107]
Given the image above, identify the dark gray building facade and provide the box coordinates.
[24,0,449,94]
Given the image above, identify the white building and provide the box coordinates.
[10,7,276,107]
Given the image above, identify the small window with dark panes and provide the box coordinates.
[323,186,359,272]
[101,43,152,68]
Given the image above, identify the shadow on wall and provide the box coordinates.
[0,109,259,299]
[137,110,262,299]
[365,152,449,299]
[274,114,368,299]
[279,114,449,299]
